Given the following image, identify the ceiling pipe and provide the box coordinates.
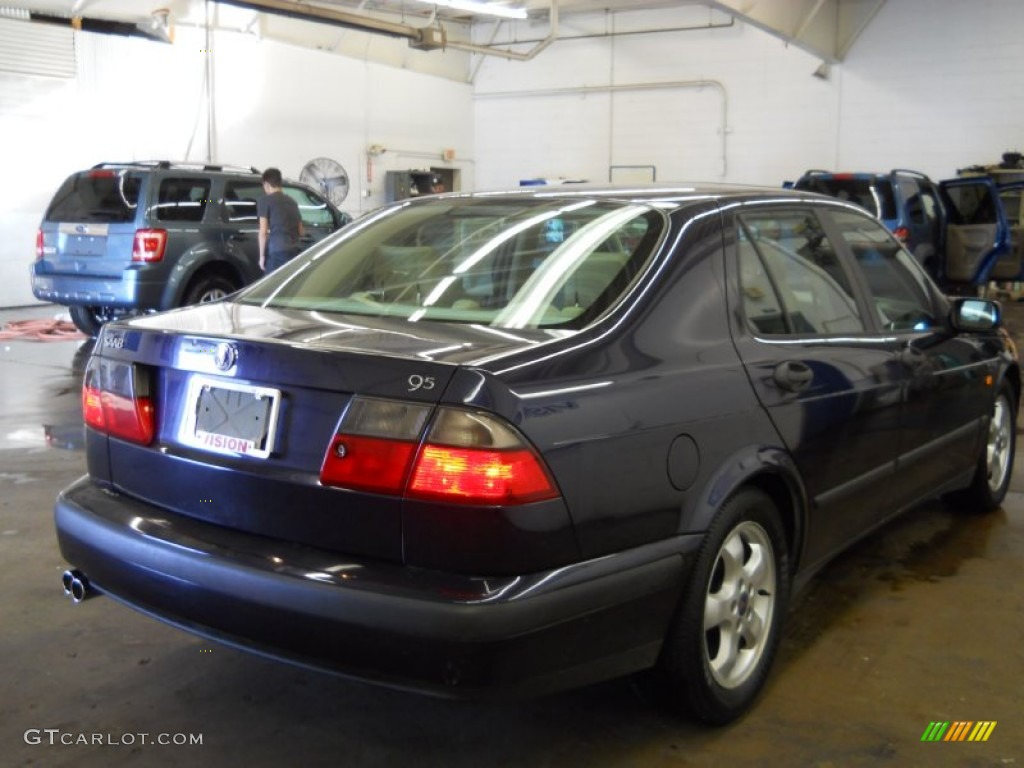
[217,0,427,42]
[446,0,558,61]
[489,15,734,46]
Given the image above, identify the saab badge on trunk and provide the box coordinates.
[215,342,238,372]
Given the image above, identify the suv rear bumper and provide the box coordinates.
[55,476,695,699]
[31,264,165,309]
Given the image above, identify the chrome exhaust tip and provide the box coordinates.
[61,569,93,603]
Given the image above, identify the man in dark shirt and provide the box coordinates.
[257,168,304,272]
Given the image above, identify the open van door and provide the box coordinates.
[995,183,1024,281]
[938,177,1010,285]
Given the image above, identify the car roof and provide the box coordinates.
[426,183,845,214]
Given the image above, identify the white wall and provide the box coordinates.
[472,0,1024,189]
[837,0,1024,179]
[5,0,1024,309]
[472,5,839,189]
[0,21,473,308]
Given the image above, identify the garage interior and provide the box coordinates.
[2,0,1024,764]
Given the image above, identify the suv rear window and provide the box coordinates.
[795,176,897,220]
[45,170,142,223]
[238,197,664,330]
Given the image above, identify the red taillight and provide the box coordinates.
[35,228,45,260]
[132,229,168,263]
[893,226,910,244]
[319,398,559,506]
[407,445,557,504]
[89,169,116,179]
[82,385,106,430]
[320,435,417,494]
[82,358,156,445]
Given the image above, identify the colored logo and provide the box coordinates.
[921,721,996,742]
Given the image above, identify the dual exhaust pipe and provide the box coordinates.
[61,569,95,603]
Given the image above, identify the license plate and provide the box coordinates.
[179,376,281,459]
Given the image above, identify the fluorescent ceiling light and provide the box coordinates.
[410,0,528,20]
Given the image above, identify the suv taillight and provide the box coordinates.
[132,229,168,263]
[35,229,44,260]
[82,357,155,445]
[893,226,910,244]
[320,398,559,505]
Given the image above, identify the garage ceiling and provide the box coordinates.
[2,0,886,61]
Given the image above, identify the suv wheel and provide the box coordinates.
[69,306,123,337]
[183,274,238,306]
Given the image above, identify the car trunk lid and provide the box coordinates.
[91,304,552,561]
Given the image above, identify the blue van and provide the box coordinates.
[792,169,1012,289]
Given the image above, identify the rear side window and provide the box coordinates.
[795,176,897,220]
[738,210,864,335]
[223,181,262,223]
[154,177,212,223]
[45,170,142,223]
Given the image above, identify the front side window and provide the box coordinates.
[738,210,864,335]
[283,186,336,228]
[238,197,665,330]
[829,210,941,332]
[154,177,211,223]
[944,183,998,225]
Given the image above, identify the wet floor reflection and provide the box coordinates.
[777,496,1010,666]
[0,335,91,452]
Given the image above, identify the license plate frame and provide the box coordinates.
[179,375,281,459]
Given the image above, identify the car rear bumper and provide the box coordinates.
[31,265,165,309]
[55,476,697,699]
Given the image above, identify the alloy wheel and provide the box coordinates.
[987,394,1013,494]
[703,520,777,690]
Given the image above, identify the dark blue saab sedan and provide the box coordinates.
[55,185,1018,724]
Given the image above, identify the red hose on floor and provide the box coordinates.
[0,319,86,342]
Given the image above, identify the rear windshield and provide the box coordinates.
[795,176,897,220]
[238,197,665,330]
[45,170,142,223]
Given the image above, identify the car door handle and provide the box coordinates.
[773,361,813,393]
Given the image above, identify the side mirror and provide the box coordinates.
[950,297,1001,332]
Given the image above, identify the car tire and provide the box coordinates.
[183,273,238,306]
[656,487,789,725]
[946,384,1017,514]
[68,306,108,337]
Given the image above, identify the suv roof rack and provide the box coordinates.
[91,161,261,175]
[801,169,833,176]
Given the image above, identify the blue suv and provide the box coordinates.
[791,168,1012,289]
[32,161,350,335]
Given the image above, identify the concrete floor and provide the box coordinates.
[2,305,1023,768]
